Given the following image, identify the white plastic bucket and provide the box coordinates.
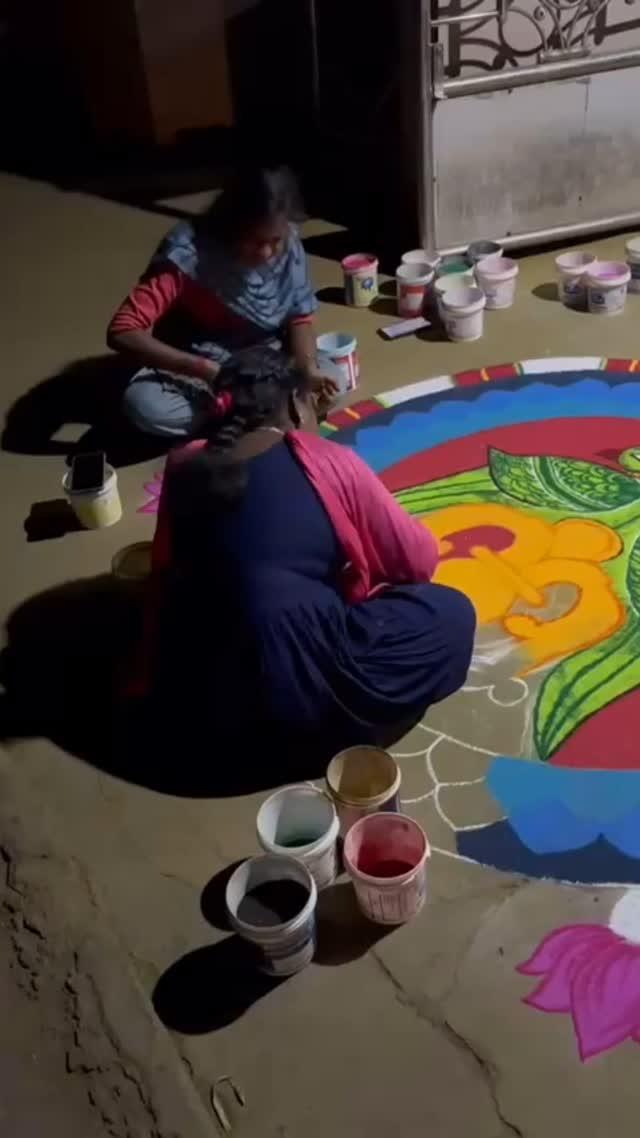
[475,255,519,309]
[466,240,503,266]
[434,272,474,318]
[554,251,597,309]
[326,746,401,838]
[440,285,486,342]
[341,253,378,307]
[256,785,339,890]
[62,463,122,529]
[625,237,640,294]
[395,262,434,318]
[401,249,441,273]
[343,813,430,925]
[586,261,631,315]
[225,854,317,976]
[316,331,359,393]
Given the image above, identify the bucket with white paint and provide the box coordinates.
[434,273,474,318]
[62,463,122,529]
[586,261,631,315]
[466,240,503,266]
[343,813,429,925]
[256,785,339,890]
[401,249,441,273]
[396,262,434,318]
[475,255,519,309]
[316,331,359,393]
[440,285,486,342]
[555,251,597,309]
[326,746,401,838]
[225,854,317,976]
[625,238,640,294]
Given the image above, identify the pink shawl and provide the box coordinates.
[151,431,439,600]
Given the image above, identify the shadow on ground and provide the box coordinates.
[0,575,329,797]
[2,355,168,469]
[154,879,388,1033]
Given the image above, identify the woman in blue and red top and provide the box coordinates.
[107,165,337,437]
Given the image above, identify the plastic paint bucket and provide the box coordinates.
[225,854,317,976]
[434,272,474,318]
[586,261,631,315]
[625,237,640,294]
[111,541,152,583]
[343,813,429,925]
[554,251,597,309]
[396,262,434,318]
[466,240,503,266]
[62,463,122,529]
[436,256,470,279]
[316,331,359,393]
[341,253,379,307]
[326,746,401,837]
[256,785,340,890]
[401,249,441,273]
[475,255,519,309]
[440,285,486,342]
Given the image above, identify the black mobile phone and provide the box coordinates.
[70,451,106,493]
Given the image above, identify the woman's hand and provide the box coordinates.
[306,366,339,400]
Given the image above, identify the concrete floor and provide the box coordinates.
[2,171,640,1136]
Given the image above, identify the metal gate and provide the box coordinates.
[417,0,640,252]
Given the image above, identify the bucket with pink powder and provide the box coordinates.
[341,253,379,307]
[586,261,631,315]
[343,813,429,925]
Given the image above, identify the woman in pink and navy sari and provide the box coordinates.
[107,166,337,437]
[144,349,475,762]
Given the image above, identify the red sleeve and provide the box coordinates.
[336,446,440,588]
[108,265,185,335]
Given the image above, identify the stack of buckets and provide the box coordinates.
[395,242,520,343]
[436,241,520,343]
[555,238,640,314]
[225,746,430,977]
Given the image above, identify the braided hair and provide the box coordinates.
[167,348,310,538]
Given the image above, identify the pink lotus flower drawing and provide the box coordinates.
[138,471,164,515]
[517,891,640,1061]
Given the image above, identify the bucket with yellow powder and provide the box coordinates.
[326,746,401,837]
[62,463,122,529]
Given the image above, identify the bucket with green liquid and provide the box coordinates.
[256,785,339,890]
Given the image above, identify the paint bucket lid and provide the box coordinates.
[326,746,400,808]
[341,253,378,274]
[625,237,640,261]
[586,261,631,286]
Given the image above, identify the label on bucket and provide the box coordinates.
[260,921,316,976]
[589,285,626,312]
[356,871,426,925]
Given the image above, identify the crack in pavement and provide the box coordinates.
[370,948,524,1138]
